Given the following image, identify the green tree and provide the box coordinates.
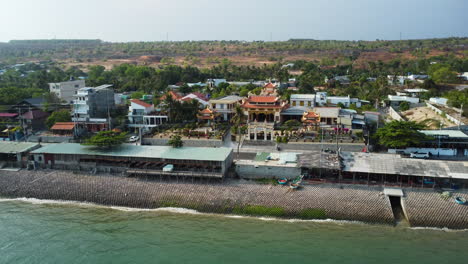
[168,134,183,148]
[374,121,426,149]
[399,101,410,111]
[430,66,458,84]
[46,110,71,129]
[131,91,145,99]
[83,131,128,148]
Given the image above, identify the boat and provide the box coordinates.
[455,197,467,205]
[278,178,288,185]
[289,183,300,189]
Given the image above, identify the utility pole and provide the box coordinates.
[459,104,463,130]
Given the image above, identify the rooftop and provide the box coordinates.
[31,143,232,162]
[50,122,76,131]
[281,106,309,115]
[313,107,340,118]
[290,94,316,100]
[341,152,468,179]
[0,141,40,154]
[131,99,153,108]
[210,95,242,103]
[248,96,278,103]
[420,130,468,139]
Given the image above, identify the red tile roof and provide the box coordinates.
[160,91,182,101]
[131,99,153,108]
[264,83,276,89]
[51,122,76,130]
[248,96,278,103]
[199,108,213,114]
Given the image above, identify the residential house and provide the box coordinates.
[403,88,428,97]
[49,79,86,104]
[128,99,167,133]
[19,109,49,134]
[72,85,115,132]
[388,95,420,106]
[290,94,315,109]
[209,95,242,121]
[207,79,227,88]
[180,92,209,108]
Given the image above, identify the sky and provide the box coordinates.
[0,0,467,42]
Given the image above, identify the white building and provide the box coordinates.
[429,97,449,106]
[404,88,428,97]
[209,95,242,121]
[128,99,167,132]
[388,95,420,105]
[49,80,86,104]
[73,85,115,120]
[180,93,210,108]
[290,94,315,109]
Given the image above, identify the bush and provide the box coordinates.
[298,208,327,219]
[232,205,286,217]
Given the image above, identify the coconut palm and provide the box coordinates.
[231,105,245,159]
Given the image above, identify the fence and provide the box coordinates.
[426,102,465,125]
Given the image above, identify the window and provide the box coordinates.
[308,101,312,107]
[300,101,304,106]
[75,85,79,88]
[292,101,296,106]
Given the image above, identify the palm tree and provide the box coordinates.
[231,105,245,159]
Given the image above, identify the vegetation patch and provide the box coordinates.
[233,205,286,217]
[298,208,327,219]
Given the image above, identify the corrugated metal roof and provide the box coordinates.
[290,94,315,100]
[31,143,232,162]
[0,142,39,154]
[420,130,468,138]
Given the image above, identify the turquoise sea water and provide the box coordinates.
[0,198,468,264]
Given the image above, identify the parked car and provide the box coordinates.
[128,136,140,142]
[410,152,430,159]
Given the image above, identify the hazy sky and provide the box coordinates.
[0,0,466,42]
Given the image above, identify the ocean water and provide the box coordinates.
[0,198,468,264]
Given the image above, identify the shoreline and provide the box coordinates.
[0,170,467,229]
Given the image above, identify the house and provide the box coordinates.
[19,109,49,134]
[290,94,315,109]
[128,99,167,133]
[180,92,209,108]
[207,79,227,88]
[429,97,449,106]
[72,85,115,132]
[49,79,86,104]
[330,76,350,85]
[209,95,242,121]
[0,113,19,128]
[313,107,340,126]
[280,106,310,122]
[160,91,183,101]
[50,122,76,136]
[388,95,420,106]
[11,97,47,115]
[404,88,428,97]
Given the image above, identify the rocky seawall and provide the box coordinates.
[0,170,467,228]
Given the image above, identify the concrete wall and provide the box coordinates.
[235,163,301,179]
[426,102,465,125]
[143,138,225,147]
[28,135,72,143]
[388,106,405,121]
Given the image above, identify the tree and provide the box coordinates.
[231,105,245,158]
[399,101,410,112]
[83,131,128,148]
[168,134,183,148]
[46,110,71,129]
[374,121,426,149]
[131,91,145,100]
[430,66,458,84]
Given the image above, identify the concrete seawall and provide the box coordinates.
[0,170,467,228]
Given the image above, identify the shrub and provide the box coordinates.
[233,205,286,217]
[298,208,327,219]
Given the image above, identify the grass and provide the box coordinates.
[233,205,286,217]
[254,178,279,185]
[298,208,327,219]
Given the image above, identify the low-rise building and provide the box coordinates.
[49,80,86,104]
[429,97,449,106]
[388,95,420,106]
[209,95,242,121]
[31,143,234,178]
[290,94,315,108]
[128,99,167,133]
